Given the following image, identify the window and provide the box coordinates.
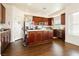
[70,12,79,35]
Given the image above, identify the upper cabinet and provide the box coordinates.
[53,13,65,25]
[61,13,65,25]
[48,18,52,25]
[0,4,6,24]
[33,16,52,25]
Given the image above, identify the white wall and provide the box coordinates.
[54,15,61,25]
[11,7,25,42]
[0,4,13,29]
[65,4,79,46]
[2,4,25,42]
[50,4,79,46]
[0,4,14,42]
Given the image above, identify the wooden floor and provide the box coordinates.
[1,39,79,56]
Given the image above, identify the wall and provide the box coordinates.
[0,4,14,42]
[50,4,79,46]
[0,4,13,29]
[11,7,25,42]
[2,4,25,42]
[54,15,61,25]
[65,4,79,46]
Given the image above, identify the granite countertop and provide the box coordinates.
[25,28,53,34]
[0,29,10,33]
[27,29,53,31]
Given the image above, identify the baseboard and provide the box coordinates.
[65,41,79,47]
[10,38,23,43]
[15,38,23,41]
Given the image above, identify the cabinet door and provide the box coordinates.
[4,32,7,45]
[0,4,5,23]
[33,16,39,25]
[35,31,42,43]
[62,30,65,41]
[0,4,1,22]
[0,33,1,48]
[1,32,6,52]
[1,30,11,52]
[1,33,5,46]
[48,18,52,25]
[43,31,48,41]
[5,31,9,45]
[8,30,11,43]
[0,4,2,22]
[28,31,36,45]
[43,18,48,25]
[7,30,10,44]
[61,13,65,25]
[49,31,53,39]
[53,29,58,37]
[2,4,5,23]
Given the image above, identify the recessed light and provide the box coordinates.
[43,8,46,10]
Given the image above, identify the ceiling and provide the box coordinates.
[7,3,67,17]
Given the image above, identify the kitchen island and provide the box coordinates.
[24,29,53,47]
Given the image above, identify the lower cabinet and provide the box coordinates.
[26,30,53,47]
[0,29,11,53]
[27,31,36,45]
[53,29,65,41]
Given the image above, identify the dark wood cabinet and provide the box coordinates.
[53,29,65,41]
[43,31,48,40]
[26,30,53,47]
[0,4,6,23]
[33,16,52,25]
[0,4,1,22]
[48,18,52,25]
[49,31,53,39]
[0,32,1,53]
[61,13,65,25]
[28,31,36,45]
[53,29,58,37]
[0,29,11,53]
